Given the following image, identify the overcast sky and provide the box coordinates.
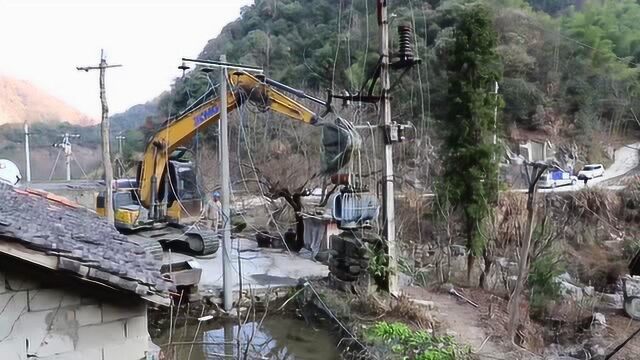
[0,0,252,119]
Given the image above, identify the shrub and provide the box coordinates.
[528,253,563,319]
[366,321,471,360]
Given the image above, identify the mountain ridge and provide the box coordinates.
[0,75,96,126]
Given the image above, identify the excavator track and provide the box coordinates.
[125,226,219,257]
[183,228,220,256]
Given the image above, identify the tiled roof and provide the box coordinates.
[0,182,170,299]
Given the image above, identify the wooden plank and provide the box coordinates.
[0,241,59,269]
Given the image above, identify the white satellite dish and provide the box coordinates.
[0,159,22,186]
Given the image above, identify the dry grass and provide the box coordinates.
[565,189,622,223]
[623,174,640,191]
[349,292,389,318]
[387,294,435,331]
[444,287,547,353]
[496,192,527,249]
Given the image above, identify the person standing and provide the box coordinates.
[203,191,222,232]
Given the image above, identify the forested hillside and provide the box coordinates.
[156,0,640,167]
[16,0,638,181]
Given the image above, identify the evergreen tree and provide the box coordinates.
[440,4,501,286]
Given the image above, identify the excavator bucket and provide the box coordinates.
[319,118,360,176]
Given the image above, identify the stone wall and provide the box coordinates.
[0,267,152,360]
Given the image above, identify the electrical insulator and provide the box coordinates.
[397,25,415,62]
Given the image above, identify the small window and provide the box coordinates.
[114,192,135,208]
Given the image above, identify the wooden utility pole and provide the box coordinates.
[508,161,549,342]
[378,0,398,294]
[77,50,122,223]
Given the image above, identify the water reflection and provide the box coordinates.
[156,316,340,360]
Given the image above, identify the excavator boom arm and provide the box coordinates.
[138,71,319,208]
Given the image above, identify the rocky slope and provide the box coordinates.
[0,75,95,126]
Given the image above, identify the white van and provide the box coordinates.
[578,164,605,179]
[539,169,577,188]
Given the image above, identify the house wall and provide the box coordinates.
[518,143,532,162]
[531,141,544,162]
[0,267,151,360]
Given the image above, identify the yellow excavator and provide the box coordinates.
[97,71,356,259]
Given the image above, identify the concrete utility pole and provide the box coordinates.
[62,133,78,181]
[378,0,398,294]
[180,56,262,312]
[77,50,122,223]
[116,135,125,156]
[219,54,233,311]
[53,133,79,181]
[24,122,31,183]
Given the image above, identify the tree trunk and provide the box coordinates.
[292,193,304,252]
[479,248,492,289]
[294,213,305,252]
[508,180,538,342]
[466,219,475,284]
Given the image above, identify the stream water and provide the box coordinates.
[152,315,341,360]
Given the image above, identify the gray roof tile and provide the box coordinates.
[0,182,171,298]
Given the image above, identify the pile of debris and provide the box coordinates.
[328,231,379,286]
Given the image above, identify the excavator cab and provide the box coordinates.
[97,149,202,230]
[159,158,203,225]
[96,178,149,230]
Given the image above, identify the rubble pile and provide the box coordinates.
[328,231,372,282]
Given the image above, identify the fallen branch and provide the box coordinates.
[449,288,479,308]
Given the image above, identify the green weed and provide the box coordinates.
[366,321,471,360]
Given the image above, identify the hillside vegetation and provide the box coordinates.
[158,0,640,163]
[8,0,640,181]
